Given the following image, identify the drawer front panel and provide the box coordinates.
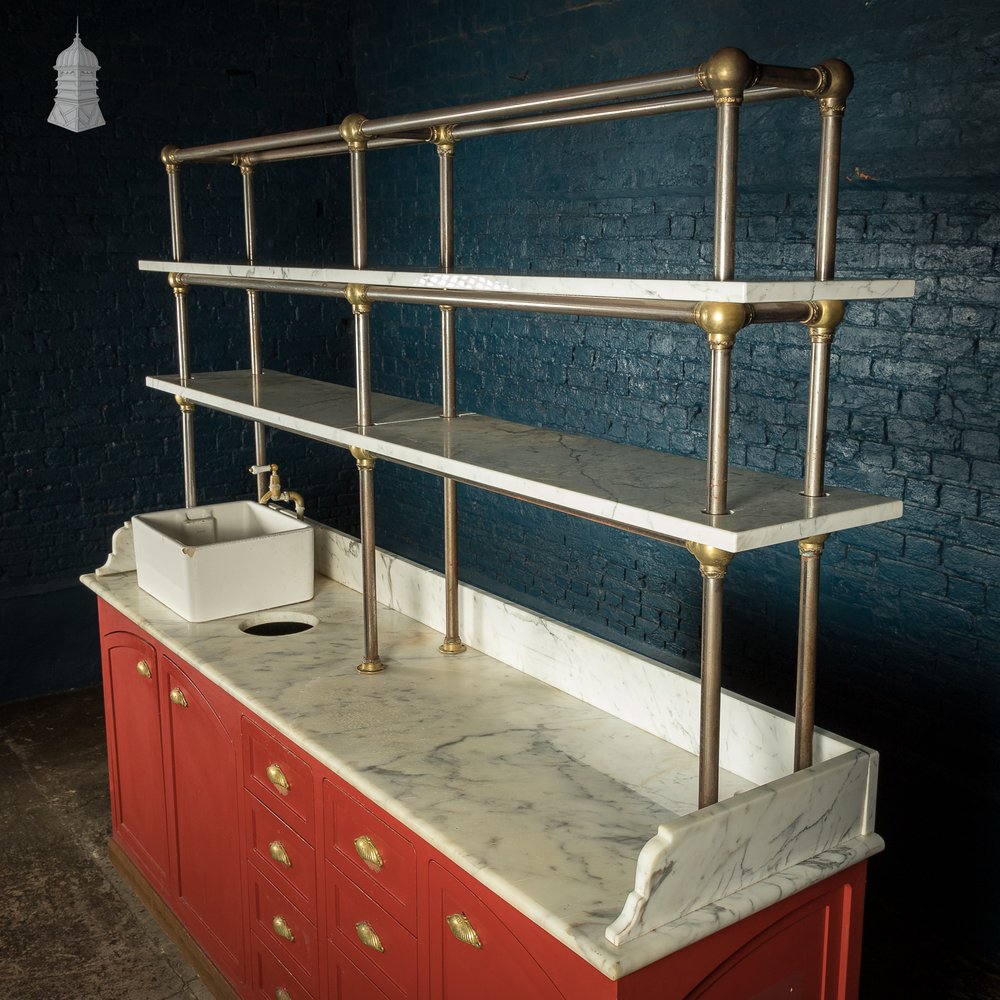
[326,863,417,998]
[251,935,316,1000]
[324,779,417,933]
[328,944,396,1000]
[248,867,320,993]
[246,794,318,922]
[243,717,315,837]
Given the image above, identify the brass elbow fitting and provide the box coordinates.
[340,113,369,151]
[806,58,854,114]
[698,47,758,104]
[694,301,753,349]
[161,145,180,171]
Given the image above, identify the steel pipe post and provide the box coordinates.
[794,535,827,771]
[686,543,734,809]
[435,126,466,654]
[802,300,844,497]
[352,448,384,674]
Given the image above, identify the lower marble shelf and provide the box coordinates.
[83,523,883,978]
[148,369,902,552]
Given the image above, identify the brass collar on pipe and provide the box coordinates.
[174,394,196,414]
[345,283,372,315]
[798,534,828,557]
[686,542,735,579]
[697,47,758,105]
[350,446,376,471]
[340,113,369,151]
[167,272,188,295]
[432,123,456,155]
[802,299,844,344]
[694,301,752,349]
[234,153,254,176]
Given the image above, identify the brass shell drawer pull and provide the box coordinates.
[271,915,295,942]
[355,920,385,953]
[275,989,292,1000]
[446,912,482,949]
[136,659,152,679]
[353,835,384,872]
[266,763,290,794]
[169,687,188,708]
[268,840,292,868]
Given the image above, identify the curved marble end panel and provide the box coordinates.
[605,747,877,946]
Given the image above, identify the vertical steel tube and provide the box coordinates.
[239,156,268,498]
[712,101,740,282]
[814,113,843,282]
[706,346,733,515]
[343,115,382,672]
[686,543,733,809]
[794,536,827,771]
[436,128,465,654]
[803,334,832,497]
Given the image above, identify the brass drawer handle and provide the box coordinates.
[266,763,290,794]
[446,912,482,949]
[355,920,385,953]
[136,659,152,679]
[271,915,295,942]
[353,835,384,872]
[275,989,292,1000]
[169,687,188,708]
[268,840,292,868]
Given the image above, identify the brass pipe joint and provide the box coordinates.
[432,124,457,156]
[686,542,735,580]
[350,446,377,471]
[340,113,370,151]
[798,534,828,558]
[803,299,844,344]
[805,59,854,115]
[345,284,372,315]
[167,272,188,295]
[234,153,254,176]
[694,301,752,349]
[161,145,180,172]
[697,47,758,105]
[174,394,195,414]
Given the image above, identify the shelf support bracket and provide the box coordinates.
[794,534,828,771]
[350,446,384,674]
[695,302,751,517]
[801,299,844,498]
[686,541,735,808]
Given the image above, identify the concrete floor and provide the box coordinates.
[0,686,212,1000]
[3,685,1000,1000]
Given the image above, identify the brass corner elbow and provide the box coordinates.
[807,58,854,113]
[697,47,758,104]
[161,145,180,170]
[340,113,369,151]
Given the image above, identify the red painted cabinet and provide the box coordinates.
[98,600,869,1000]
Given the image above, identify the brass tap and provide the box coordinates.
[249,463,305,520]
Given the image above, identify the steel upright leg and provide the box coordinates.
[686,542,734,808]
[794,535,828,770]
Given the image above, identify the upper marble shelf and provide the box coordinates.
[148,369,902,551]
[138,260,915,305]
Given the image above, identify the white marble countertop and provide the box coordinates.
[148,369,902,552]
[83,538,883,979]
[138,259,915,304]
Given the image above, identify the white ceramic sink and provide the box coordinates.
[132,501,314,622]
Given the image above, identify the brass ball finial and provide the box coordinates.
[698,47,757,103]
[340,113,369,151]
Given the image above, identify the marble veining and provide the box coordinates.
[138,259,915,304]
[147,370,902,552]
[82,527,881,977]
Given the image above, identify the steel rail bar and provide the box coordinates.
[245,134,431,165]
[178,273,349,297]
[435,129,465,654]
[450,85,800,140]
[238,157,269,498]
[755,64,825,92]
[360,67,702,137]
[794,536,827,771]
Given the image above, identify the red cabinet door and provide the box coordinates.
[103,631,169,894]
[162,653,246,987]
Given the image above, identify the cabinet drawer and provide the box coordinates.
[326,863,417,999]
[246,794,318,922]
[329,944,395,1000]
[243,717,315,837]
[323,778,417,933]
[248,867,320,993]
[251,936,315,1000]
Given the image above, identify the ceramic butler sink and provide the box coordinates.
[132,501,314,622]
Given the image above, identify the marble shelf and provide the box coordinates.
[149,369,902,552]
[138,259,915,305]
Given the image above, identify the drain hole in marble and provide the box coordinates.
[239,611,318,637]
